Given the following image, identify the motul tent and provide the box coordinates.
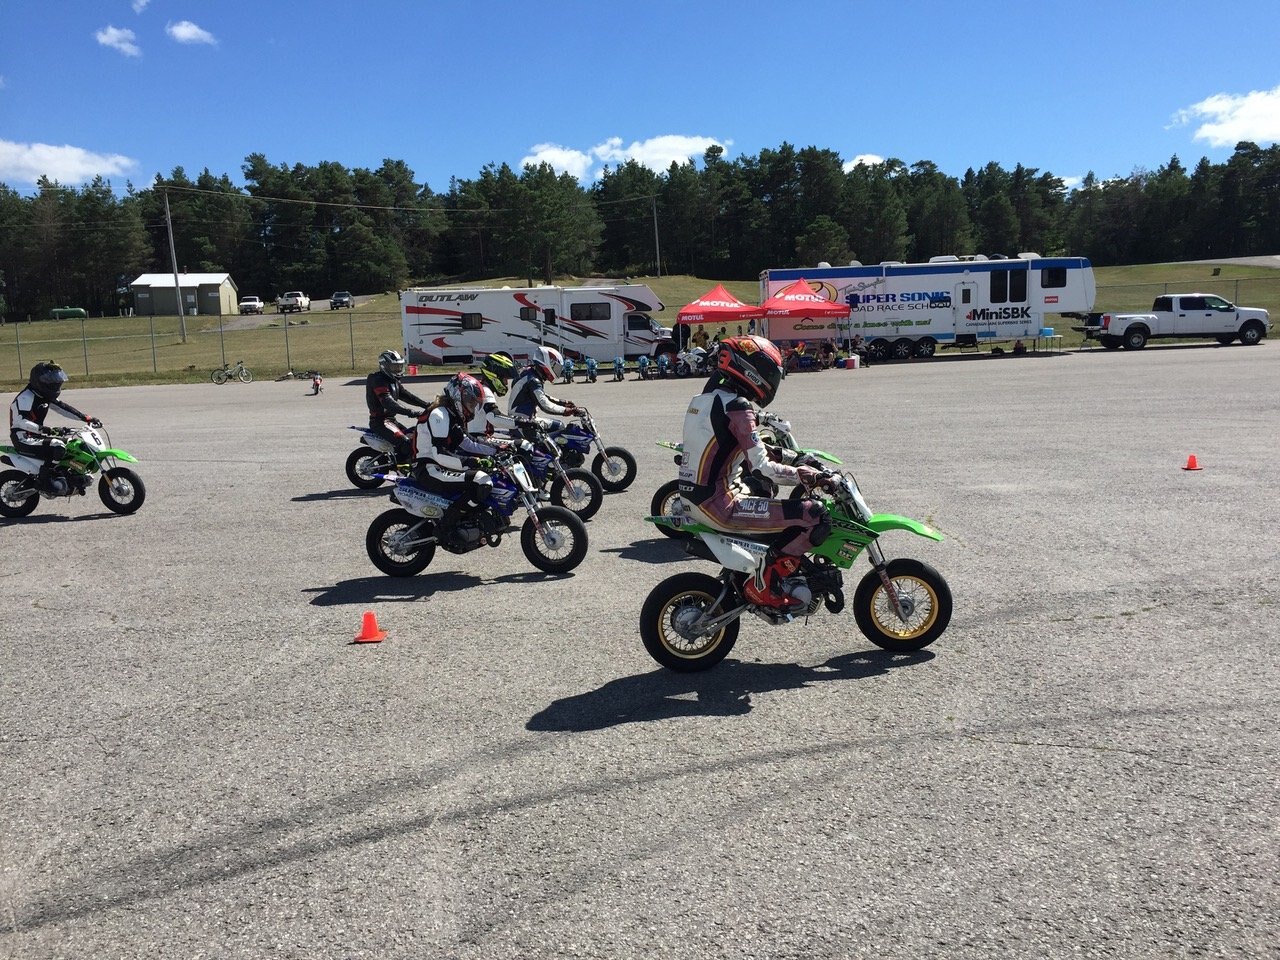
[759,277,851,345]
[676,284,764,326]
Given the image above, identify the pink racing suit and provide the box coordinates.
[677,387,826,556]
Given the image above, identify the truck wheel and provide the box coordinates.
[1239,322,1265,346]
[1101,336,1122,350]
[913,338,937,358]
[1122,328,1148,350]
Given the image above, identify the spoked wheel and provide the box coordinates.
[0,469,39,518]
[649,478,689,540]
[592,446,637,492]
[345,446,390,489]
[366,508,436,576]
[521,506,588,573]
[640,571,742,671]
[99,467,146,515]
[211,369,228,385]
[852,558,952,652]
[237,368,254,383]
[550,468,603,521]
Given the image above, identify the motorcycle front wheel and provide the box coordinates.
[592,446,636,492]
[366,508,436,576]
[852,558,952,651]
[99,467,146,515]
[0,469,38,517]
[520,506,588,573]
[345,446,389,489]
[550,468,603,521]
[640,571,741,671]
[649,478,688,540]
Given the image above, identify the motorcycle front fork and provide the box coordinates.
[866,541,908,623]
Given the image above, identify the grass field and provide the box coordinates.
[3,260,1277,390]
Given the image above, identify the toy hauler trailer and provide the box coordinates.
[400,284,672,366]
[760,254,1096,362]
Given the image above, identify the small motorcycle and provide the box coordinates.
[650,411,843,539]
[612,357,625,381]
[521,429,604,521]
[0,423,146,517]
[641,467,952,671]
[365,452,589,577]
[545,410,637,492]
[309,373,324,395]
[674,346,712,378]
[345,426,407,489]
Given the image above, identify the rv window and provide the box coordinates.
[519,306,538,322]
[1041,267,1067,289]
[991,270,1008,304]
[570,301,611,323]
[627,315,651,332]
[1009,269,1027,303]
[461,312,483,331]
[962,288,972,304]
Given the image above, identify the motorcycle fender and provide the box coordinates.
[392,480,449,518]
[865,513,944,542]
[1,451,39,473]
[699,531,769,574]
[800,447,844,465]
[98,448,138,463]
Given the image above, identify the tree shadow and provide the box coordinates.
[527,648,935,732]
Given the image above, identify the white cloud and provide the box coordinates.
[842,154,884,172]
[1171,85,1280,147]
[95,25,141,57]
[0,76,6,89]
[132,0,151,12]
[0,139,137,186]
[166,20,217,45]
[1061,176,1083,190]
[521,134,728,181]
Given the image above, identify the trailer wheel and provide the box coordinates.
[913,338,937,358]
[866,339,890,363]
[891,338,914,361]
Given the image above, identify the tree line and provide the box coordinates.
[2,140,1279,320]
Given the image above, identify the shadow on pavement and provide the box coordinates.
[598,537,690,564]
[291,487,389,502]
[527,648,935,732]
[305,570,574,605]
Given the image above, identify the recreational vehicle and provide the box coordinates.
[761,254,1096,361]
[400,284,672,366]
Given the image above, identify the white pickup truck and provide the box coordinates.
[1093,293,1271,349]
[277,291,311,314]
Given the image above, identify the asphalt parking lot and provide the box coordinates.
[2,344,1278,959]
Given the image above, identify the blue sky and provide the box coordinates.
[2,0,1279,196]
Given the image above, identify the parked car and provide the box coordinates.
[330,291,355,310]
[238,296,265,315]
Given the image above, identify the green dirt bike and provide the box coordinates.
[640,467,951,671]
[0,423,145,517]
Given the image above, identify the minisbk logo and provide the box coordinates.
[967,307,1032,321]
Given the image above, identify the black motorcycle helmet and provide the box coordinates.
[29,361,68,400]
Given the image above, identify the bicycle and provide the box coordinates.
[211,360,253,385]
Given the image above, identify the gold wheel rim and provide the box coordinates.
[870,575,939,640]
[658,590,726,660]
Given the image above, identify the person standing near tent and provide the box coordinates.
[692,325,709,350]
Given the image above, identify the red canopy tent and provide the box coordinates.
[759,277,851,346]
[676,284,763,327]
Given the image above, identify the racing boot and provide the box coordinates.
[743,554,811,610]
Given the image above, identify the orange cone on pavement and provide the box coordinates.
[353,610,387,644]
[1182,454,1202,471]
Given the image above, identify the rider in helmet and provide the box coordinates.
[508,346,585,423]
[413,372,514,543]
[365,349,430,463]
[8,361,101,494]
[678,335,832,610]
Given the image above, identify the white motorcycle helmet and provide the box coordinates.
[532,345,564,382]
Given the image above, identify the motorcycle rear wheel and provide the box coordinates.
[520,506,588,573]
[550,468,603,521]
[592,446,636,492]
[641,571,741,671]
[366,508,436,576]
[649,478,689,540]
[0,469,38,517]
[852,558,951,651]
[99,467,145,515]
[345,446,389,489]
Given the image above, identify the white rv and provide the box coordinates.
[760,254,1096,361]
[399,284,672,366]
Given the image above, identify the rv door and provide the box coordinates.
[955,282,978,334]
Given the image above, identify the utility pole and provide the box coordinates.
[163,189,187,341]
[652,197,662,278]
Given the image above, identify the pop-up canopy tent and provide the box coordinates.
[677,284,763,326]
[759,277,851,345]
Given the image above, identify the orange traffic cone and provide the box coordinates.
[1182,454,1202,471]
[353,610,387,644]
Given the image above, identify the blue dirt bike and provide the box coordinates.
[545,410,636,493]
